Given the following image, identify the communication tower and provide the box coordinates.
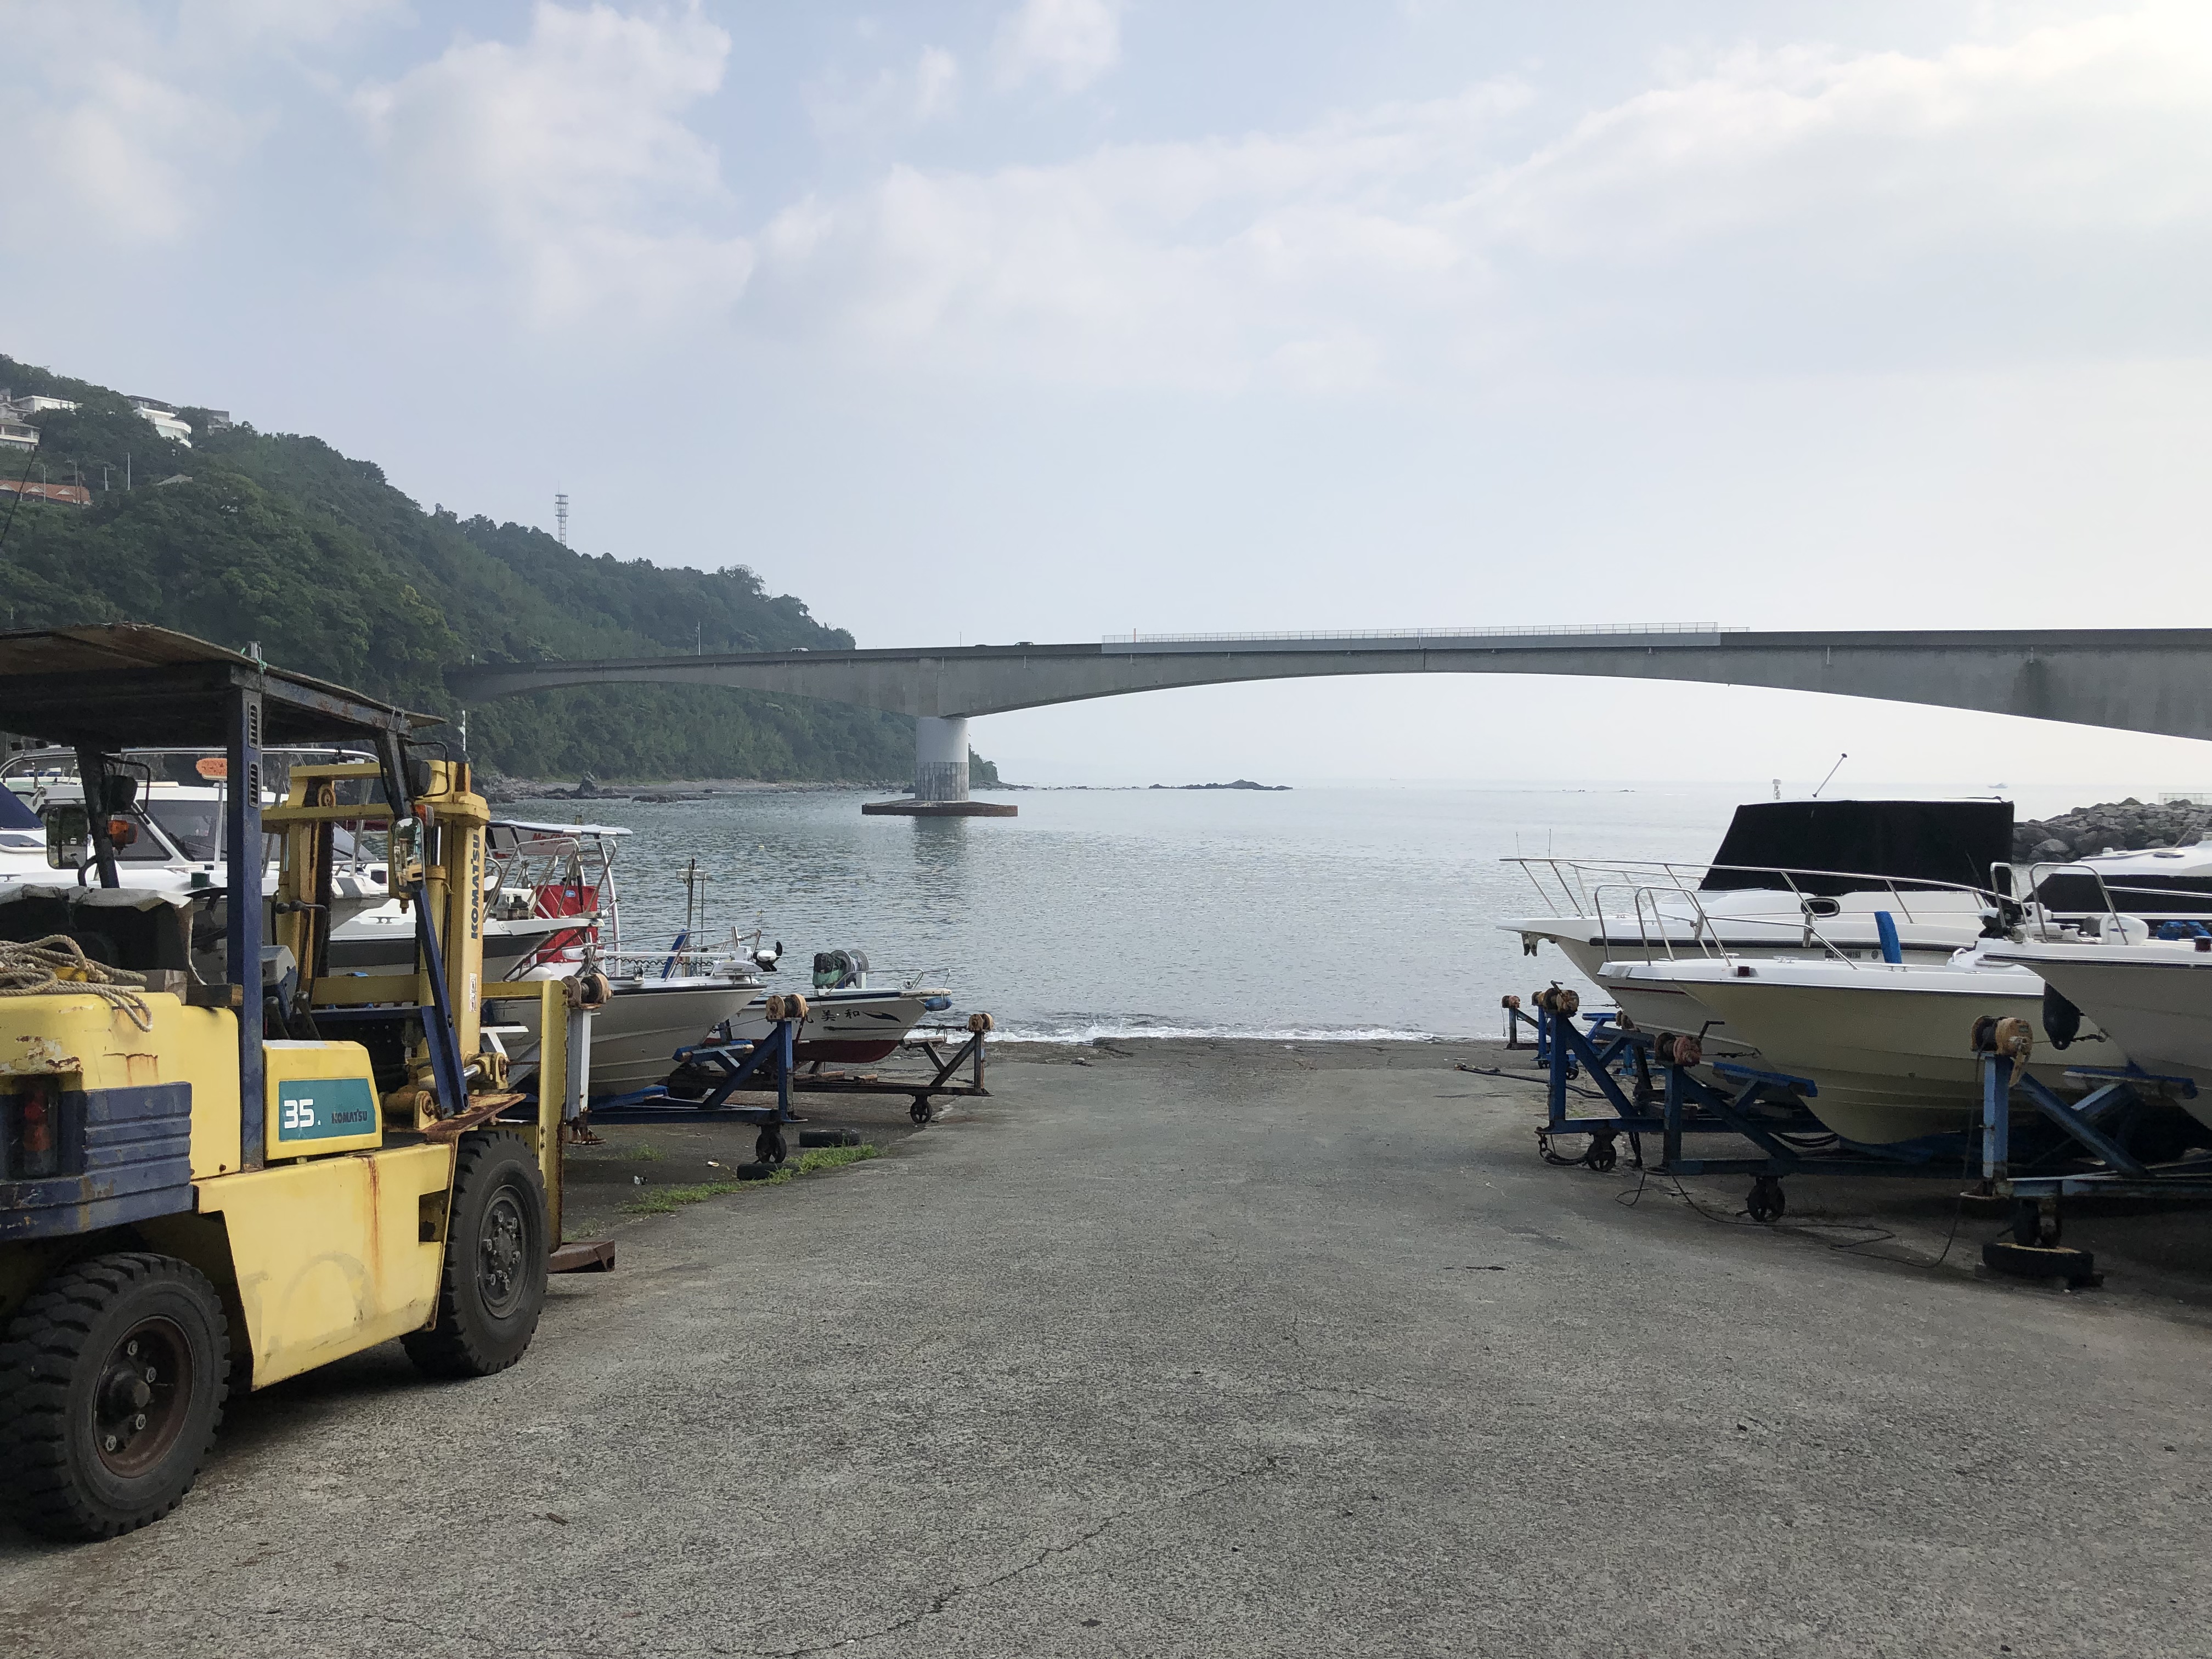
[555,492,569,547]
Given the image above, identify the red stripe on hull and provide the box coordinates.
[794,1038,904,1064]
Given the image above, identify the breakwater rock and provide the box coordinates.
[2012,798,2211,861]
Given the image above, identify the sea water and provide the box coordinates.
[509,783,1773,1041]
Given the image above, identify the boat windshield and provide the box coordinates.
[145,798,219,861]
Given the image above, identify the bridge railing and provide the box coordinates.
[1105,624,1750,645]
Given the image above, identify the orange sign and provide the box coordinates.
[195,757,228,780]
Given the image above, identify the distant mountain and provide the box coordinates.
[0,352,987,786]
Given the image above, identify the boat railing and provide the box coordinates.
[1584,867,2001,970]
[588,944,757,983]
[2010,860,2212,943]
[1589,880,1856,968]
[1506,856,1990,928]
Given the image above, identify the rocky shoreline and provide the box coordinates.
[2012,797,2211,861]
[470,770,899,806]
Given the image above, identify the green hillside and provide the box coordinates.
[0,352,980,786]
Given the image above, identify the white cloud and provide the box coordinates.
[354,2,753,325]
[915,47,961,120]
[177,0,402,47]
[992,0,1122,94]
[757,7,2212,390]
[808,44,962,136]
[0,0,329,244]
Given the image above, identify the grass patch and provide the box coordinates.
[621,1143,881,1215]
[627,1142,663,1161]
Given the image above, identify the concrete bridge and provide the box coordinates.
[445,626,2212,806]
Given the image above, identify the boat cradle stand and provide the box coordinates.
[588,1017,994,1160]
[1538,1008,1982,1224]
[1974,1049,2210,1285]
[1504,991,1622,1073]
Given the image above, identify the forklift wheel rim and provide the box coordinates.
[477,1190,531,1318]
[93,1315,194,1480]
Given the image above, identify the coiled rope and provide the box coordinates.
[0,936,154,1031]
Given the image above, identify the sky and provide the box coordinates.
[3,0,2210,790]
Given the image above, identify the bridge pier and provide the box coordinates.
[915,715,968,802]
[860,713,1017,817]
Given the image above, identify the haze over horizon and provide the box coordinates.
[5,1,2209,789]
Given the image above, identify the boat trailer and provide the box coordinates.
[1532,991,2212,1284]
[588,1004,994,1160]
[1528,989,1972,1222]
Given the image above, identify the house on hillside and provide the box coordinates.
[0,479,91,507]
[0,421,37,452]
[0,392,78,417]
[128,397,193,447]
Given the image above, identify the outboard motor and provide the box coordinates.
[811,948,868,990]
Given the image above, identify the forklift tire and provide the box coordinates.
[404,1131,548,1381]
[0,1251,228,1541]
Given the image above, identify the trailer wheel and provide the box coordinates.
[0,1251,228,1540]
[755,1127,787,1165]
[1747,1176,1786,1224]
[405,1131,548,1380]
[909,1098,934,1126]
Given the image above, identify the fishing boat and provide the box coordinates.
[480,836,950,1097]
[1984,933,2212,1130]
[1604,947,2108,1144]
[1504,798,2013,1057]
[0,747,578,978]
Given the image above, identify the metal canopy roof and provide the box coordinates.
[0,624,439,749]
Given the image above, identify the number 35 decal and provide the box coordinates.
[281,1097,318,1131]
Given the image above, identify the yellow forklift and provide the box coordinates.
[0,625,588,1539]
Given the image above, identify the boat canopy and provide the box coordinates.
[1699,799,2012,898]
[0,783,38,831]
[493,819,632,838]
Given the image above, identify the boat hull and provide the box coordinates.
[1985,946,2212,1129]
[1509,918,1984,1061]
[1610,960,2105,1144]
[489,980,759,1098]
[726,988,941,1064]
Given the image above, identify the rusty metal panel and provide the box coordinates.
[194,1142,454,1389]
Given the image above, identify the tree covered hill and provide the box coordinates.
[0,352,940,785]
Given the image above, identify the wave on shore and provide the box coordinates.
[989,1018,1453,1043]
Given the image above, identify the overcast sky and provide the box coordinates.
[4,1,2209,788]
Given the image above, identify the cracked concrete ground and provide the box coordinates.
[5,1039,2211,1657]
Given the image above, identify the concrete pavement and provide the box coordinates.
[4,1040,2209,1657]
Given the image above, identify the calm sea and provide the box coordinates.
[505,783,1792,1041]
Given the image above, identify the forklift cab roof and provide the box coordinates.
[0,624,437,749]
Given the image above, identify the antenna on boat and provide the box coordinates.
[1811,753,1849,798]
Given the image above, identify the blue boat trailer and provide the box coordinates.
[1536,995,2212,1275]
[587,1014,994,1163]
[1975,1047,2211,1274]
[1504,990,1620,1071]
[1536,992,1995,1223]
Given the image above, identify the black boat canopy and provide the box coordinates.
[1699,799,2013,898]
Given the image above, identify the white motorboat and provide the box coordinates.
[1505,799,2012,1054]
[1504,800,2008,1044]
[723,982,951,1064]
[479,834,950,1098]
[1983,932,2212,1130]
[0,747,578,978]
[1604,947,2108,1145]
